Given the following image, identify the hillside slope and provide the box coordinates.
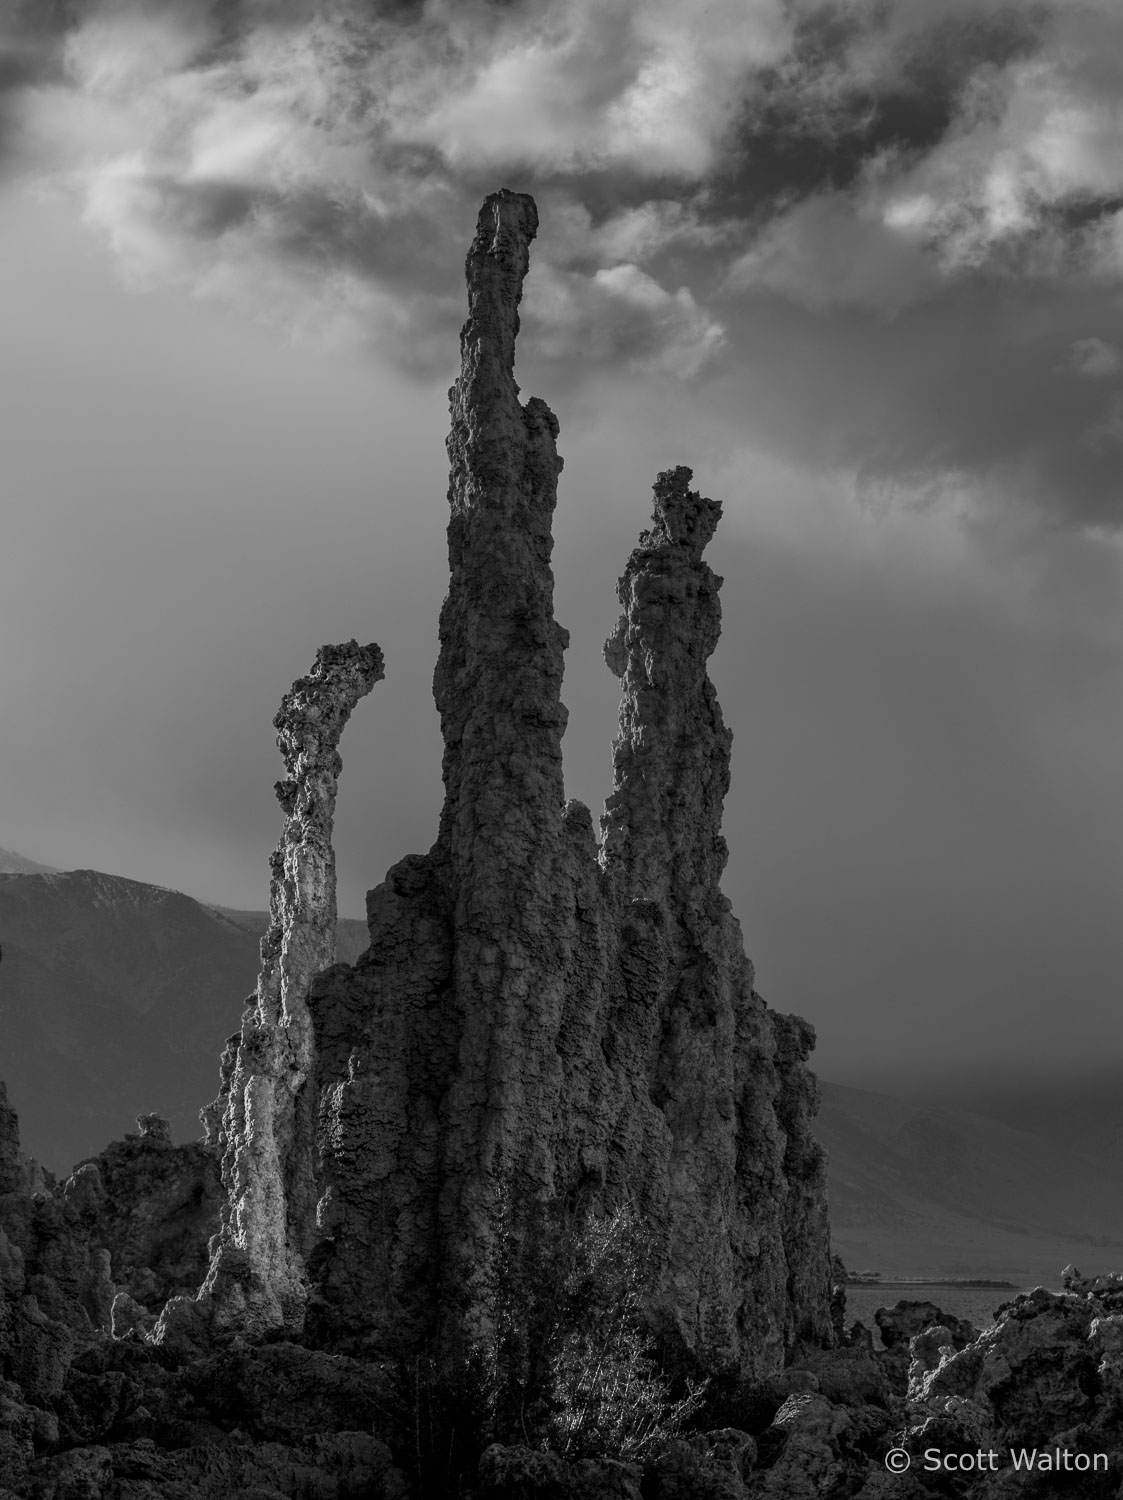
[0,867,368,1172]
[819,1079,1123,1284]
[925,1069,1123,1165]
[0,846,60,875]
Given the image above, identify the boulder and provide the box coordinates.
[900,1278,1123,1490]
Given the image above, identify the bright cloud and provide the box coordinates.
[525,260,725,379]
[789,15,1122,291]
[7,0,783,377]
[3,0,1123,526]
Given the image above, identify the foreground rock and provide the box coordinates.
[4,1031,1123,1494]
[899,1271,1123,1492]
[0,1083,410,1496]
[71,1115,222,1323]
[874,1300,979,1391]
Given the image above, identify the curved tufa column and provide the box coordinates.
[201,640,383,1335]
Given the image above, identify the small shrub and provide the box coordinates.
[479,1184,707,1462]
[536,1203,706,1462]
[378,1186,707,1494]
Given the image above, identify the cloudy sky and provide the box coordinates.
[2,0,1123,1098]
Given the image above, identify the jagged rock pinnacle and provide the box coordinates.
[601,465,729,905]
[436,188,567,832]
[300,194,833,1373]
[166,190,831,1373]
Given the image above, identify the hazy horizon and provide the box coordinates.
[3,0,1123,1094]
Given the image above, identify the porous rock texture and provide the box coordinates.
[199,639,383,1334]
[873,1300,978,1391]
[71,1116,222,1326]
[466,1281,1123,1496]
[1,1095,222,1449]
[899,1271,1123,1491]
[303,188,833,1377]
[0,1083,410,1498]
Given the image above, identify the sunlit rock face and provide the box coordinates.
[304,189,833,1376]
[200,641,384,1335]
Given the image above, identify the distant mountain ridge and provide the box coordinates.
[0,846,60,875]
[0,860,368,1173]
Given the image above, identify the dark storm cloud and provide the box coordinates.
[698,278,1123,534]
[726,3,1123,299]
[4,0,1123,526]
[0,1,71,166]
[710,0,1123,533]
[0,0,779,372]
[712,2,1046,215]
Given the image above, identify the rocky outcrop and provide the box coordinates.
[6,1236,1121,1498]
[1,188,843,1495]
[514,1283,1097,1495]
[0,1085,111,1486]
[72,1115,222,1320]
[596,465,831,1365]
[1,1099,216,1448]
[901,1273,1123,1487]
[302,188,832,1376]
[873,1299,978,1391]
[0,1102,113,1366]
[0,1085,410,1497]
[200,640,383,1334]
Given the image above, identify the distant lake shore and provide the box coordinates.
[846,1276,1017,1289]
[843,1279,1037,1343]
